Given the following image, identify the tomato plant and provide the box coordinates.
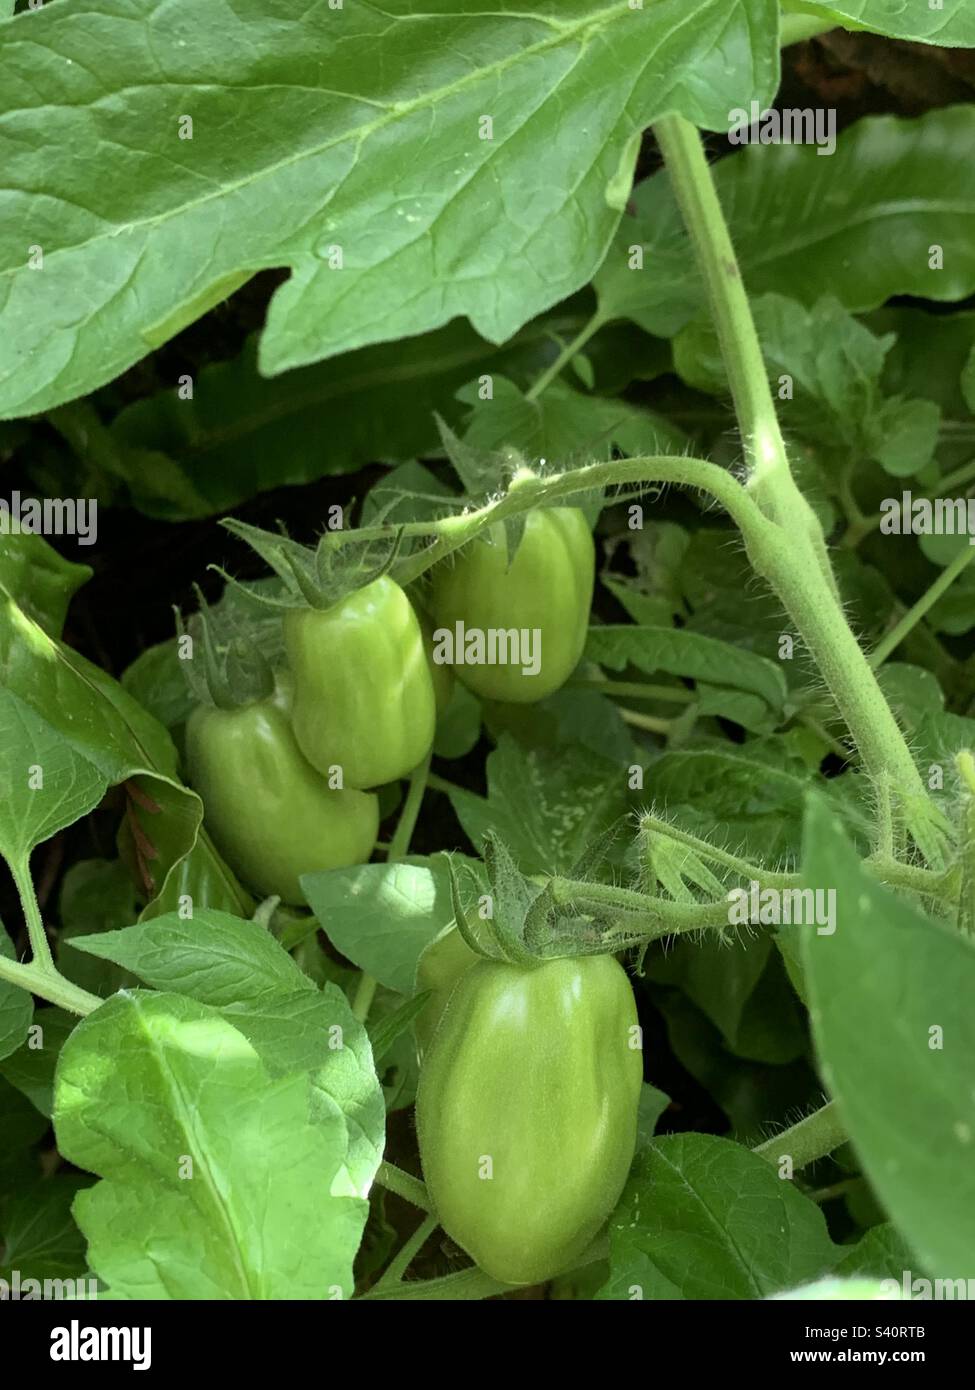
[1,0,975,1335]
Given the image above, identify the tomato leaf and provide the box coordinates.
[800,798,975,1279]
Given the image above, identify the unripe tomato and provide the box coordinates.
[416,954,642,1285]
[283,577,436,789]
[415,606,455,717]
[413,924,478,1060]
[185,698,379,904]
[427,508,595,704]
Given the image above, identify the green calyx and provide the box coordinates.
[177,584,275,711]
[448,824,630,967]
[217,516,403,612]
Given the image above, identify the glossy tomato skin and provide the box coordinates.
[415,606,455,716]
[428,507,595,704]
[413,924,479,1061]
[416,954,642,1285]
[283,577,436,789]
[185,699,379,904]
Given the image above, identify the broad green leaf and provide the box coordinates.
[0,689,108,866]
[0,0,780,417]
[216,989,384,1196]
[0,534,90,637]
[54,991,369,1299]
[648,987,820,1138]
[644,743,863,862]
[598,1133,837,1299]
[604,522,691,627]
[302,855,476,995]
[0,1007,75,1118]
[0,564,249,919]
[69,908,315,1005]
[929,559,975,637]
[834,1224,916,1283]
[0,1176,92,1284]
[445,735,636,875]
[136,829,254,922]
[881,711,975,870]
[483,686,634,765]
[586,625,788,714]
[108,321,559,519]
[800,0,975,44]
[433,680,482,761]
[637,1084,671,1148]
[0,1075,48,1186]
[461,377,686,464]
[872,307,975,420]
[120,641,196,733]
[0,921,33,1061]
[69,910,384,1195]
[801,799,975,1279]
[596,108,975,337]
[647,936,771,1046]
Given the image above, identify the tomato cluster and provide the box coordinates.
[185,505,594,904]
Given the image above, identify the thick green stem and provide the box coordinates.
[651,115,835,592]
[0,954,101,1017]
[652,113,945,862]
[391,453,770,588]
[753,1101,847,1171]
[764,533,928,801]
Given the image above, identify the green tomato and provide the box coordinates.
[427,507,595,704]
[416,953,642,1285]
[415,605,455,717]
[283,577,436,789]
[413,924,478,1060]
[185,698,379,904]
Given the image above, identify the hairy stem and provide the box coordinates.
[652,112,945,863]
[375,1161,431,1212]
[753,1101,847,1171]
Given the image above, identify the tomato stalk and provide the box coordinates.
[753,1101,847,1171]
[649,112,949,867]
[0,861,101,1016]
[0,947,102,1018]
